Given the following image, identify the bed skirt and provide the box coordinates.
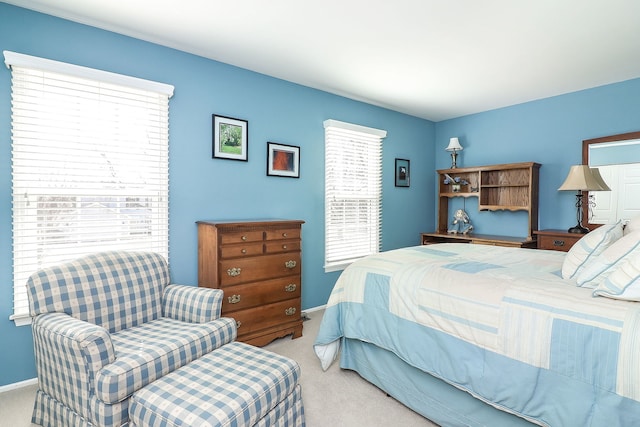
[340,338,539,427]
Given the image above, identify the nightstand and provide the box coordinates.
[534,229,582,252]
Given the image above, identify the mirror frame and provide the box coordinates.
[582,130,640,230]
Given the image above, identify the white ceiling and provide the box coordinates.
[5,0,640,121]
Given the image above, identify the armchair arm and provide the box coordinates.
[31,313,115,417]
[162,284,224,323]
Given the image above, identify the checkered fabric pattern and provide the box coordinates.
[129,341,305,427]
[98,317,237,403]
[253,385,304,427]
[32,388,129,427]
[26,251,236,427]
[163,284,223,323]
[27,251,170,333]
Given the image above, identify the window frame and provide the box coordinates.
[323,119,387,272]
[5,51,174,325]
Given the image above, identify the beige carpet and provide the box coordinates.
[265,310,436,426]
[0,310,436,426]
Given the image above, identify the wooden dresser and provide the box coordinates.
[197,219,304,346]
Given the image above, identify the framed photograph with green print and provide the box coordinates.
[212,114,248,161]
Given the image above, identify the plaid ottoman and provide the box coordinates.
[129,341,305,427]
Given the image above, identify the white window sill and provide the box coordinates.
[324,259,358,273]
[10,314,32,327]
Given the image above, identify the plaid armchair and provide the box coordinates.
[26,251,237,427]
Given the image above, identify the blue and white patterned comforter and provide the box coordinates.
[314,243,640,426]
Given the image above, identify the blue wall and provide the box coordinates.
[0,3,434,386]
[1,3,639,387]
[435,80,640,235]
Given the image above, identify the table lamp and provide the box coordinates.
[558,165,611,233]
[446,137,463,169]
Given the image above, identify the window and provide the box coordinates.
[324,119,387,272]
[5,51,174,324]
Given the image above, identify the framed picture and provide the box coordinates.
[267,142,300,178]
[395,158,410,187]
[212,114,248,161]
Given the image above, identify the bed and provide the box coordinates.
[314,221,640,427]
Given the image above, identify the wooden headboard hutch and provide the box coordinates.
[422,161,540,248]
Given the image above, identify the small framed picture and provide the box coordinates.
[212,114,248,161]
[395,158,410,187]
[267,142,300,178]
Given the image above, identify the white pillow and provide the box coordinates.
[561,221,624,280]
[576,231,640,288]
[593,247,640,301]
[624,215,640,236]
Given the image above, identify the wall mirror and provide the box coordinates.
[582,131,640,230]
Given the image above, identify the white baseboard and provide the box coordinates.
[0,377,37,394]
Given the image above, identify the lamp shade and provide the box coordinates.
[589,167,611,191]
[558,165,611,191]
[446,137,463,151]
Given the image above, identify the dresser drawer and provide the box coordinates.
[220,230,264,245]
[534,230,581,252]
[221,276,301,313]
[265,240,300,254]
[220,242,263,259]
[471,239,524,248]
[219,253,301,286]
[537,235,576,251]
[265,228,300,241]
[231,299,301,336]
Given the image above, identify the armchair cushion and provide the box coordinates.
[162,284,224,323]
[27,251,169,333]
[96,316,237,403]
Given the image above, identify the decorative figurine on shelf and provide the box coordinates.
[448,209,473,235]
[443,173,469,186]
[443,173,469,192]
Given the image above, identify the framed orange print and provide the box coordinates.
[267,142,300,178]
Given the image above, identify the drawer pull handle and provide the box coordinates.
[285,260,297,269]
[228,294,241,304]
[285,284,297,292]
[553,240,565,247]
[241,249,247,254]
[282,244,287,250]
[236,320,242,329]
[241,235,247,241]
[285,307,296,316]
[227,267,242,277]
[282,232,288,238]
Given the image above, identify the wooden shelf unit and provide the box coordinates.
[436,162,540,241]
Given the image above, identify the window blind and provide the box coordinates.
[5,51,174,324]
[324,119,387,272]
